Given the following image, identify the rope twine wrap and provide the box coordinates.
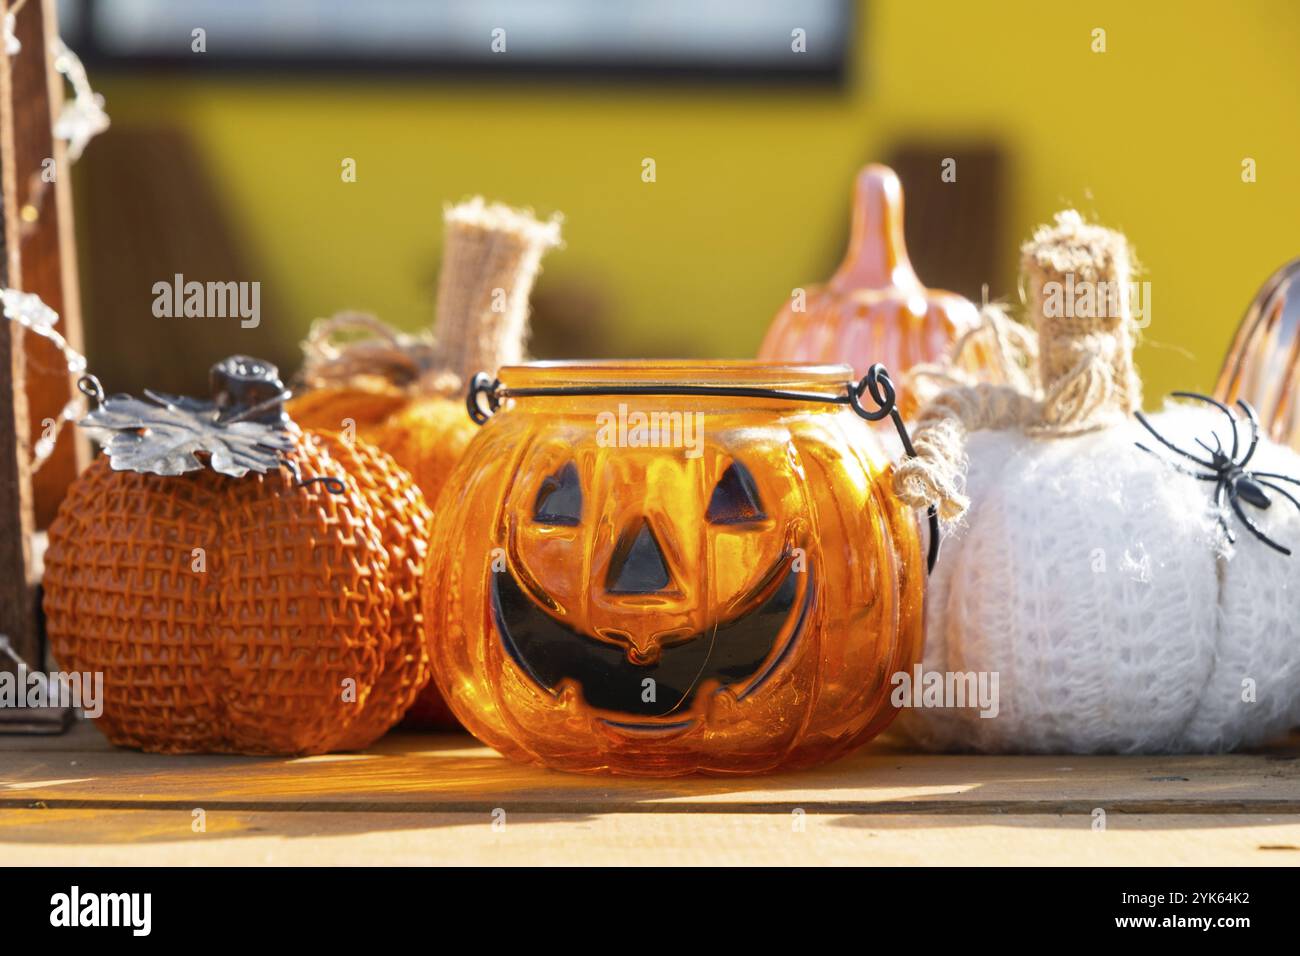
[894,211,1141,519]
[300,310,451,394]
[296,197,562,397]
[907,300,1039,398]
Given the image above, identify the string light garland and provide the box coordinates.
[51,38,109,162]
[1,288,88,473]
[4,0,110,163]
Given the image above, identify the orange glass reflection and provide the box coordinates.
[757,164,981,416]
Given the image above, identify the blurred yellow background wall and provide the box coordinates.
[85,0,1300,400]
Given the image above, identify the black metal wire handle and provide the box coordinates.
[467,365,941,573]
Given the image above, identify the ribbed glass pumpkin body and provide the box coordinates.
[1215,257,1300,451]
[424,362,924,775]
[758,165,981,417]
[42,429,431,754]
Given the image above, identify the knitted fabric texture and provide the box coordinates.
[42,430,432,755]
[893,210,1300,753]
[897,404,1300,753]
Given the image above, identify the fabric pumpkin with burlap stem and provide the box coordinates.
[894,212,1300,754]
[289,198,562,726]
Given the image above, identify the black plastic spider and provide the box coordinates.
[1135,392,1300,556]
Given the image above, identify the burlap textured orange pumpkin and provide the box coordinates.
[289,198,562,727]
[42,356,431,755]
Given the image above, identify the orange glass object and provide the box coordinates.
[289,388,476,507]
[1215,257,1300,451]
[424,361,925,775]
[758,164,979,413]
[42,428,432,755]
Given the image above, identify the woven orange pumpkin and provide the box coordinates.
[425,361,926,776]
[758,164,981,416]
[42,356,431,754]
[289,198,561,727]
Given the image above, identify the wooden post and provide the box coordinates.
[1,0,84,727]
[12,0,86,528]
[0,0,39,670]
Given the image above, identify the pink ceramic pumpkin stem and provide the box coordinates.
[830,164,921,294]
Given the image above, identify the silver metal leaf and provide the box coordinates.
[81,392,294,479]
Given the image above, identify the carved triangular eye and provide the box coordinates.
[706,461,766,524]
[534,462,582,526]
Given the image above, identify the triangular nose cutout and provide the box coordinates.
[606,520,671,595]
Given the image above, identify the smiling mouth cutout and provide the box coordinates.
[491,557,813,724]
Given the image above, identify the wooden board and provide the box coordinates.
[3,809,1299,867]
[1,723,1297,865]
[10,0,86,529]
[0,0,40,668]
[0,0,85,678]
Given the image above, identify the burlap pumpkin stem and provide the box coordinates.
[894,211,1143,519]
[288,197,563,730]
[289,197,563,502]
[432,197,563,384]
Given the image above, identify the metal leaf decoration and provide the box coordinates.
[80,389,294,479]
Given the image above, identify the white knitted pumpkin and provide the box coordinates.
[895,212,1300,753]
[901,404,1300,753]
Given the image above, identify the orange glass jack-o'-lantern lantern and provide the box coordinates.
[424,361,929,775]
[43,357,431,755]
[758,164,980,416]
[1216,257,1300,451]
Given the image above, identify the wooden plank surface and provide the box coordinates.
[3,722,1298,815]
[1,722,1298,864]
[3,809,1298,866]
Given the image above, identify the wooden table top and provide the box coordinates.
[2,722,1298,865]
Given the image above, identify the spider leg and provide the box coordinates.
[1258,479,1300,516]
[1235,400,1261,468]
[1229,493,1291,556]
[1215,480,1236,544]
[1134,410,1215,468]
[1194,435,1222,459]
[1135,443,1218,479]
[1253,471,1300,488]
[1172,390,1240,460]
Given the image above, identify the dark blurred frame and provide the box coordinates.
[61,0,855,86]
